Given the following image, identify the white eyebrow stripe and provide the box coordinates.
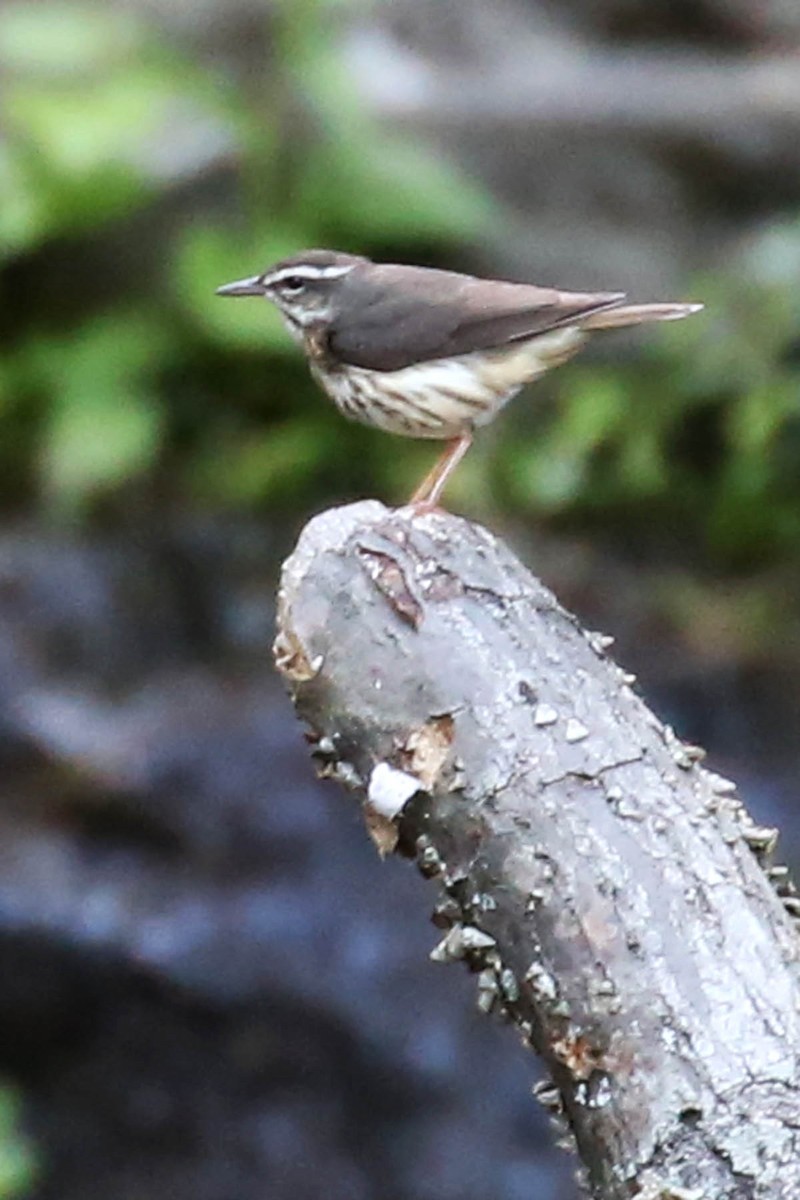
[261,263,356,286]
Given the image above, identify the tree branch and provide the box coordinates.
[274,500,800,1200]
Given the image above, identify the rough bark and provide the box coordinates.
[274,500,800,1200]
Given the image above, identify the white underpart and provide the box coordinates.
[315,325,586,439]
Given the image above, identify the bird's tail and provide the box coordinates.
[581,301,703,330]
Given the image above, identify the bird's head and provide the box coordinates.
[216,249,367,336]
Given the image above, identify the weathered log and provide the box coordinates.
[274,500,800,1200]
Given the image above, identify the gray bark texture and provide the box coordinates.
[274,500,800,1200]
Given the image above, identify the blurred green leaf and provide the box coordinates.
[175,224,304,353]
[617,426,668,495]
[11,73,234,183]
[506,372,633,510]
[295,136,492,242]
[24,316,168,504]
[727,380,799,455]
[14,79,156,176]
[557,371,628,450]
[509,441,588,511]
[2,141,150,245]
[42,386,162,503]
[0,2,140,76]
[24,314,170,394]
[1,3,238,249]
[190,417,329,505]
[0,144,49,254]
[0,1084,37,1198]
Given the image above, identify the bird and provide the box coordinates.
[216,250,702,507]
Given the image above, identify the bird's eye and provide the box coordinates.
[279,276,307,294]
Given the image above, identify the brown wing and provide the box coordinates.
[328,263,625,371]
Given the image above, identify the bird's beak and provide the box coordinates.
[215,275,266,298]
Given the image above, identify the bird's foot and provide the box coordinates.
[406,498,446,517]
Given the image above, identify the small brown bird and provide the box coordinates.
[217,250,702,506]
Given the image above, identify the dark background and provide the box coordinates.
[1,1,800,1196]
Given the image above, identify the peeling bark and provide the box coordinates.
[274,500,800,1200]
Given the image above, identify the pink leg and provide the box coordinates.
[409,432,473,509]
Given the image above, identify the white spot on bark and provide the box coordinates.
[707,771,737,796]
[534,703,559,727]
[430,924,497,962]
[565,718,589,743]
[367,762,419,818]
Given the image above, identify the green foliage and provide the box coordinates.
[1,0,489,514]
[3,0,800,581]
[500,218,800,569]
[0,1085,36,1198]
[0,4,222,248]
[22,315,168,508]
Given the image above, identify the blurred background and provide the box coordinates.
[1,0,800,1196]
